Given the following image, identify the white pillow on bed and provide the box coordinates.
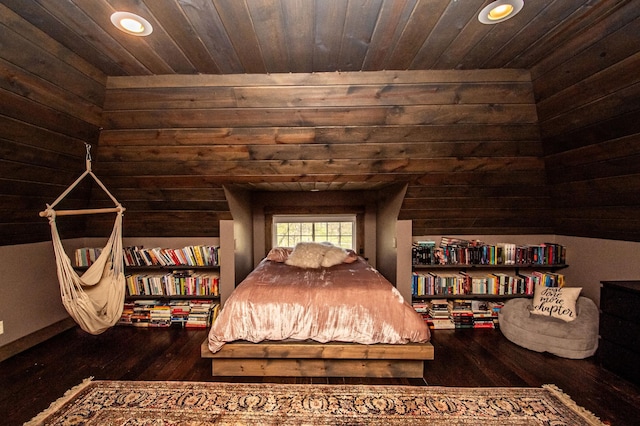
[284,242,349,268]
[285,242,328,268]
[321,245,349,267]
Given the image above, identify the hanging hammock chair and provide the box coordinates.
[40,144,126,335]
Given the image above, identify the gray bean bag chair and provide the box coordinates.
[499,296,599,359]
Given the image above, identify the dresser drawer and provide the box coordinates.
[600,284,640,323]
[598,339,640,386]
[599,313,640,353]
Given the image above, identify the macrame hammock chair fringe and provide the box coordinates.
[40,145,126,335]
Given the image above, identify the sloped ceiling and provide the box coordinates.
[3,0,638,243]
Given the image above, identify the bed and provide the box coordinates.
[201,243,433,377]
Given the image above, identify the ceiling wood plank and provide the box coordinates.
[410,0,484,70]
[97,140,541,162]
[95,156,544,177]
[212,0,267,73]
[178,0,244,74]
[98,123,539,147]
[105,69,531,88]
[103,82,533,110]
[246,0,290,73]
[102,104,538,129]
[279,0,315,72]
[313,0,348,71]
[337,0,383,71]
[362,0,416,71]
[386,0,449,69]
[143,0,221,74]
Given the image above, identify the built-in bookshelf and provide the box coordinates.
[411,238,567,298]
[410,237,568,330]
[74,244,222,327]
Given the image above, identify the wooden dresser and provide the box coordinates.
[598,281,640,386]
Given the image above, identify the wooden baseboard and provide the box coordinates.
[0,317,76,362]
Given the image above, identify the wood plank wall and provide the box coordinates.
[0,4,105,245]
[98,69,548,238]
[533,2,640,242]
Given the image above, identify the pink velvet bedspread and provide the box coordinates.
[207,257,430,353]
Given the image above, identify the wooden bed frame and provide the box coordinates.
[201,339,434,378]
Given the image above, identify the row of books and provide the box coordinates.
[412,239,566,266]
[123,245,219,267]
[75,245,220,267]
[412,271,565,297]
[125,271,220,297]
[118,299,220,328]
[413,299,504,330]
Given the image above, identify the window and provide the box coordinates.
[273,215,356,250]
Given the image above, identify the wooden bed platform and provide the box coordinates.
[201,339,434,378]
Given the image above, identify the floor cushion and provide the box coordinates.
[498,296,599,359]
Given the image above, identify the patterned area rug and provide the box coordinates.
[27,378,605,425]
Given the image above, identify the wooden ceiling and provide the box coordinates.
[5,0,608,76]
[4,0,638,243]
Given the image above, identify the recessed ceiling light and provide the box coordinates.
[478,0,524,24]
[110,11,153,36]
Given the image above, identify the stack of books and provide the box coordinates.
[117,299,159,327]
[149,305,172,327]
[427,299,455,329]
[448,299,474,329]
[489,301,505,328]
[412,301,429,323]
[169,301,191,326]
[471,300,495,329]
[186,300,219,328]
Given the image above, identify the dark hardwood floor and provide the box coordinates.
[1,326,639,425]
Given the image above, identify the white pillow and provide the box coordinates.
[285,242,328,268]
[321,245,349,267]
[531,285,582,322]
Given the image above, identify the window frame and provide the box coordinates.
[271,214,357,250]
